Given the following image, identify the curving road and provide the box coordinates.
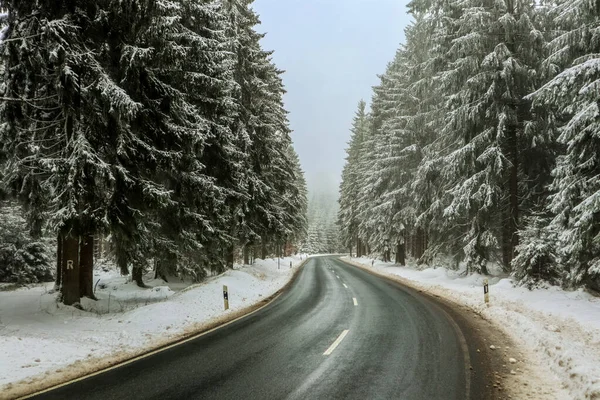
[29,256,493,400]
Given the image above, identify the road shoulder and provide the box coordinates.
[339,257,557,400]
[2,258,310,400]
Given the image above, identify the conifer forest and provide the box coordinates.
[0,0,308,305]
[338,0,600,291]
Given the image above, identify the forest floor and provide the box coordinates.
[346,256,600,400]
[0,255,307,397]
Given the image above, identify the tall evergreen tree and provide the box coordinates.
[222,0,305,259]
[338,101,369,256]
[532,0,600,289]
[0,0,309,303]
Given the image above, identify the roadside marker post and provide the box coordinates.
[223,285,229,310]
[483,279,489,305]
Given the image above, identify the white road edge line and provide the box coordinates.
[353,297,358,306]
[343,284,348,288]
[323,330,349,356]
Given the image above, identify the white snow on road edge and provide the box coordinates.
[0,255,308,390]
[345,256,600,400]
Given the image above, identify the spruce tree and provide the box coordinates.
[338,101,369,256]
[223,0,305,259]
[534,0,600,289]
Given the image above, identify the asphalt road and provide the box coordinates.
[30,256,492,400]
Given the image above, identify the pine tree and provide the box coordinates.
[533,0,600,290]
[355,54,404,260]
[415,0,548,273]
[338,0,562,280]
[149,0,244,280]
[303,188,340,254]
[223,0,306,260]
[283,146,309,248]
[338,101,369,256]
[0,0,121,303]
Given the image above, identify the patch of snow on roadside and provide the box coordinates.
[0,255,308,388]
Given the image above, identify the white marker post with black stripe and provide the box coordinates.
[223,285,229,310]
[483,279,489,305]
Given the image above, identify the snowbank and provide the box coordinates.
[0,255,308,393]
[345,256,600,400]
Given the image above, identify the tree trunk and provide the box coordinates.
[502,208,512,270]
[414,228,426,261]
[61,234,80,306]
[421,229,428,264]
[395,241,405,266]
[132,265,147,288]
[243,245,250,265]
[154,259,169,282]
[480,261,489,276]
[226,245,235,269]
[117,252,129,276]
[509,128,519,270]
[414,230,421,259]
[79,234,96,299]
[261,238,267,259]
[55,233,63,290]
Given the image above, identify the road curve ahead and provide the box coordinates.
[30,256,490,400]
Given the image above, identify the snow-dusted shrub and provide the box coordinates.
[0,204,53,284]
[513,217,562,288]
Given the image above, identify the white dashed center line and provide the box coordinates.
[353,297,358,306]
[323,330,349,356]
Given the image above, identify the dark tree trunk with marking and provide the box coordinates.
[61,234,80,306]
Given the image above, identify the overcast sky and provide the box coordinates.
[254,0,411,192]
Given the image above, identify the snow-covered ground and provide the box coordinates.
[0,255,308,394]
[345,256,600,400]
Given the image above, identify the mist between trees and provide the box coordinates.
[0,1,308,305]
[337,0,600,291]
[301,189,343,255]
